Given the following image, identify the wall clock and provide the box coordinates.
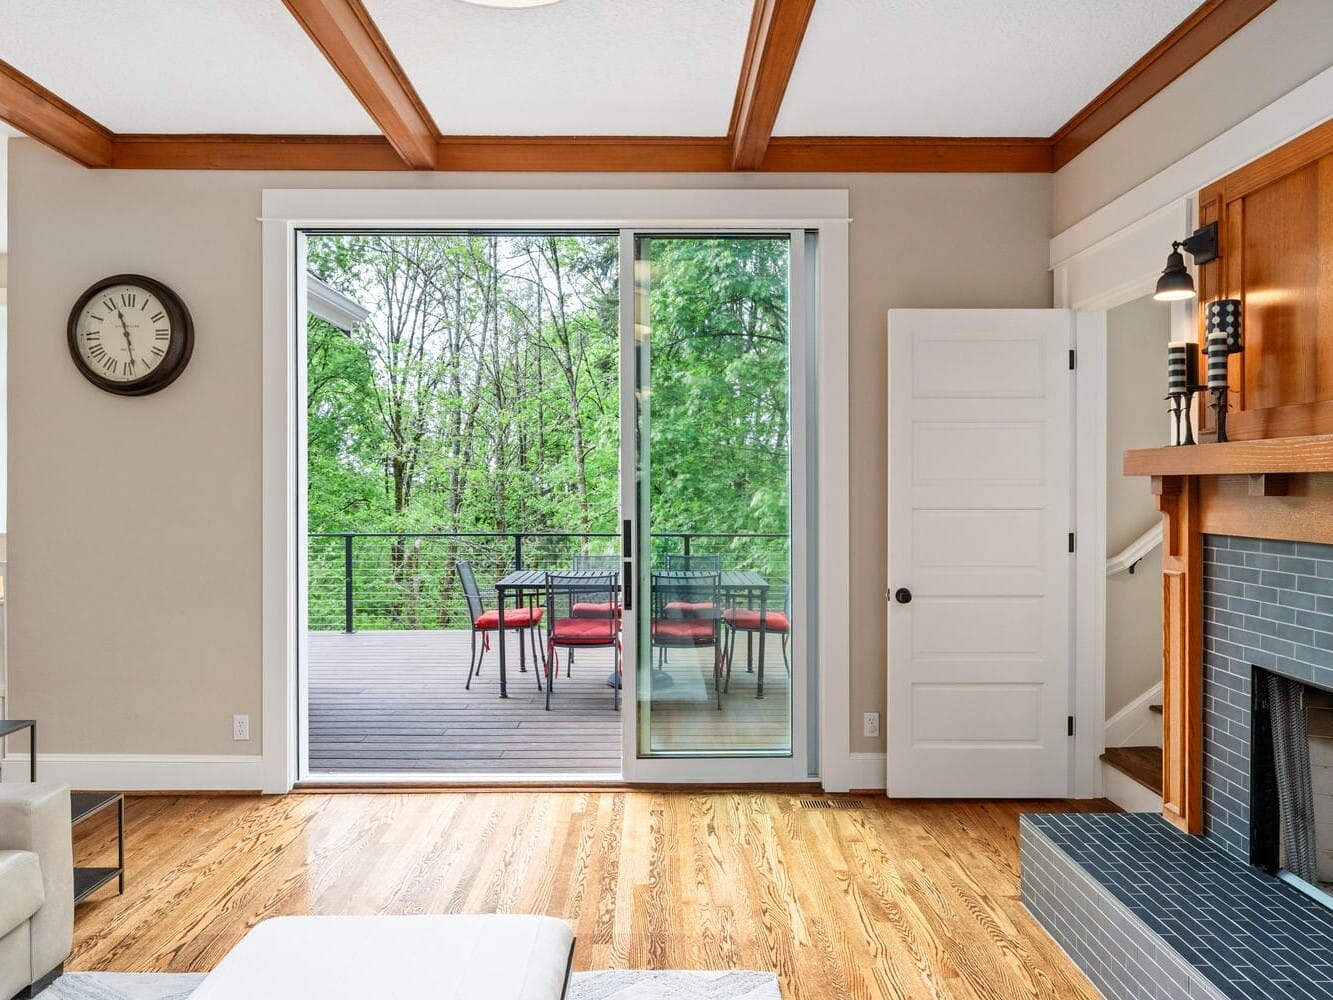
[67,274,194,396]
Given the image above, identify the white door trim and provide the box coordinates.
[260,189,850,794]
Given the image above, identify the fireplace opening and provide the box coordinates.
[1250,666,1333,908]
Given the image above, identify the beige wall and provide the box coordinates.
[6,140,1052,759]
[1105,295,1171,717]
[1053,0,1333,233]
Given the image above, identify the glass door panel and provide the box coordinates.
[631,234,794,757]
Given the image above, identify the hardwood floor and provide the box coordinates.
[69,791,1111,999]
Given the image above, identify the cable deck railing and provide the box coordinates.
[308,530,789,633]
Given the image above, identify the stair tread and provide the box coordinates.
[1100,746,1163,796]
[1148,704,1163,714]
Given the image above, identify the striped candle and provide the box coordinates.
[1206,331,1229,389]
[1167,341,1190,394]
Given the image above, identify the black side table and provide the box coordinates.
[0,720,36,782]
[71,792,125,904]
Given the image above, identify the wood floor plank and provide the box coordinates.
[69,792,1110,998]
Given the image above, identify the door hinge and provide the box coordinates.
[1067,715,1076,736]
[1068,531,1075,553]
[1069,349,1076,370]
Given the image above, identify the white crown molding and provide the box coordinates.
[1,753,265,792]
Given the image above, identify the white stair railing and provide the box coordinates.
[1106,522,1164,577]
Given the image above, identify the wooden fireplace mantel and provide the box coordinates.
[1125,434,1333,478]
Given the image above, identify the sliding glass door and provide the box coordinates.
[620,232,808,778]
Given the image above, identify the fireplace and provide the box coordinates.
[1251,667,1333,904]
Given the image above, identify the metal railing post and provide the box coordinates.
[514,533,524,570]
[343,533,355,633]
[683,533,692,558]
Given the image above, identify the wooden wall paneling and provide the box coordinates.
[1153,475,1203,834]
[1242,161,1320,411]
[1196,121,1333,441]
[1319,155,1333,401]
[1197,193,1224,438]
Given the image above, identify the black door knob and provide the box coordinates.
[894,588,912,604]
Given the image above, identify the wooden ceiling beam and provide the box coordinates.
[762,136,1053,173]
[436,136,733,172]
[112,135,409,171]
[729,0,817,171]
[1051,0,1279,170]
[281,0,438,169]
[0,59,113,167]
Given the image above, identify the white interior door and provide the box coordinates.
[887,309,1074,797]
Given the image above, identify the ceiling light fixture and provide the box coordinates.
[1153,221,1219,302]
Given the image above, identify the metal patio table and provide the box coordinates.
[491,568,772,699]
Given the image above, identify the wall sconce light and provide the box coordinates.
[1153,221,1219,301]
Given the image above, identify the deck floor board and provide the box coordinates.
[309,629,792,774]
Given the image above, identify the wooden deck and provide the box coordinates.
[308,629,622,775]
[307,629,793,775]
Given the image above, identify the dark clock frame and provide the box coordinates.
[67,273,194,396]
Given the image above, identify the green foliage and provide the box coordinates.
[305,233,790,630]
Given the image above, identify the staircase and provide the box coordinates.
[1101,703,1163,810]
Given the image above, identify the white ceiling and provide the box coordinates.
[0,1,376,134]
[0,0,1207,140]
[775,0,1201,136]
[363,0,755,135]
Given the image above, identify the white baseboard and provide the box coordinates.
[844,752,886,792]
[1101,760,1163,814]
[0,753,266,792]
[1105,682,1163,749]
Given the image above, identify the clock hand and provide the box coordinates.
[114,307,137,366]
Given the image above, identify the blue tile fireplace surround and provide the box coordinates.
[1021,536,1333,1000]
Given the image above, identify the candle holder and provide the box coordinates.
[1210,386,1231,443]
[1169,386,1201,445]
[1167,393,1184,445]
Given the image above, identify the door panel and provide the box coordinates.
[622,232,802,770]
[887,309,1074,798]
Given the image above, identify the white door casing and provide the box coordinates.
[887,309,1074,798]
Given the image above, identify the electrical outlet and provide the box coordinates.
[232,714,250,741]
[863,712,880,738]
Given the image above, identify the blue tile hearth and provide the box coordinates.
[1022,812,1333,1000]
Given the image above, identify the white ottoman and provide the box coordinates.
[189,915,575,1000]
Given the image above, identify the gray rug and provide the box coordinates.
[42,970,780,999]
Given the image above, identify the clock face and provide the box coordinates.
[67,275,194,396]
[74,283,173,383]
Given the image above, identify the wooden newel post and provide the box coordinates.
[1153,475,1204,834]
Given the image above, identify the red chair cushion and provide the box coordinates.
[550,617,619,645]
[664,600,716,617]
[572,601,622,619]
[474,607,543,630]
[723,609,790,632]
[652,619,716,643]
